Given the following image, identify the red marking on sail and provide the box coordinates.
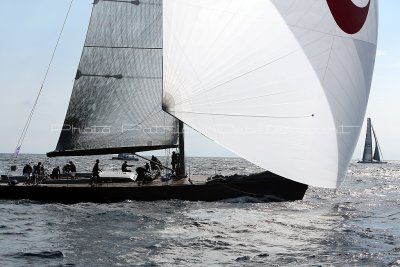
[327,0,371,34]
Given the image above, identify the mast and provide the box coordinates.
[177,120,186,177]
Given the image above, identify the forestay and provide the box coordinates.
[49,0,178,157]
[162,0,378,188]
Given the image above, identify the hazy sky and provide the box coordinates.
[0,0,399,159]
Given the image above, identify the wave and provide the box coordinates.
[223,195,283,203]
[10,251,64,259]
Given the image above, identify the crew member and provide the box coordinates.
[69,161,76,178]
[171,151,178,172]
[136,165,151,183]
[122,161,133,172]
[34,162,43,181]
[150,155,161,171]
[91,159,101,184]
[51,166,61,179]
[23,163,33,183]
[62,164,70,174]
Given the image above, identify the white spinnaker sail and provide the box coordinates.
[163,0,378,188]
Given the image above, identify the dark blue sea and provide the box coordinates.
[1,154,399,266]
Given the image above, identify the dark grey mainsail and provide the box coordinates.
[373,140,381,161]
[362,118,373,162]
[372,125,382,162]
[48,0,178,157]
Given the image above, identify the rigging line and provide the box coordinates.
[170,111,315,119]
[14,0,75,158]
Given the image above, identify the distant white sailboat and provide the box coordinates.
[358,118,386,164]
[111,154,139,161]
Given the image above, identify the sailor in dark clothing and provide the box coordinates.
[91,159,101,184]
[69,161,76,178]
[136,165,151,183]
[35,162,43,180]
[150,155,161,171]
[33,162,42,175]
[62,164,70,174]
[51,166,61,179]
[32,164,37,183]
[122,161,133,172]
[23,163,32,177]
[23,163,33,183]
[145,163,150,172]
[32,162,44,183]
[136,166,149,177]
[171,151,178,172]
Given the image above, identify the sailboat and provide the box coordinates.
[358,118,386,164]
[111,154,139,161]
[0,0,378,202]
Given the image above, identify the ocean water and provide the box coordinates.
[0,154,399,266]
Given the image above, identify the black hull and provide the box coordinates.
[0,174,308,203]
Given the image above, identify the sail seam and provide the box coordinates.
[171,111,314,119]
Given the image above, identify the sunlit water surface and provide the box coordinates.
[0,154,399,266]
